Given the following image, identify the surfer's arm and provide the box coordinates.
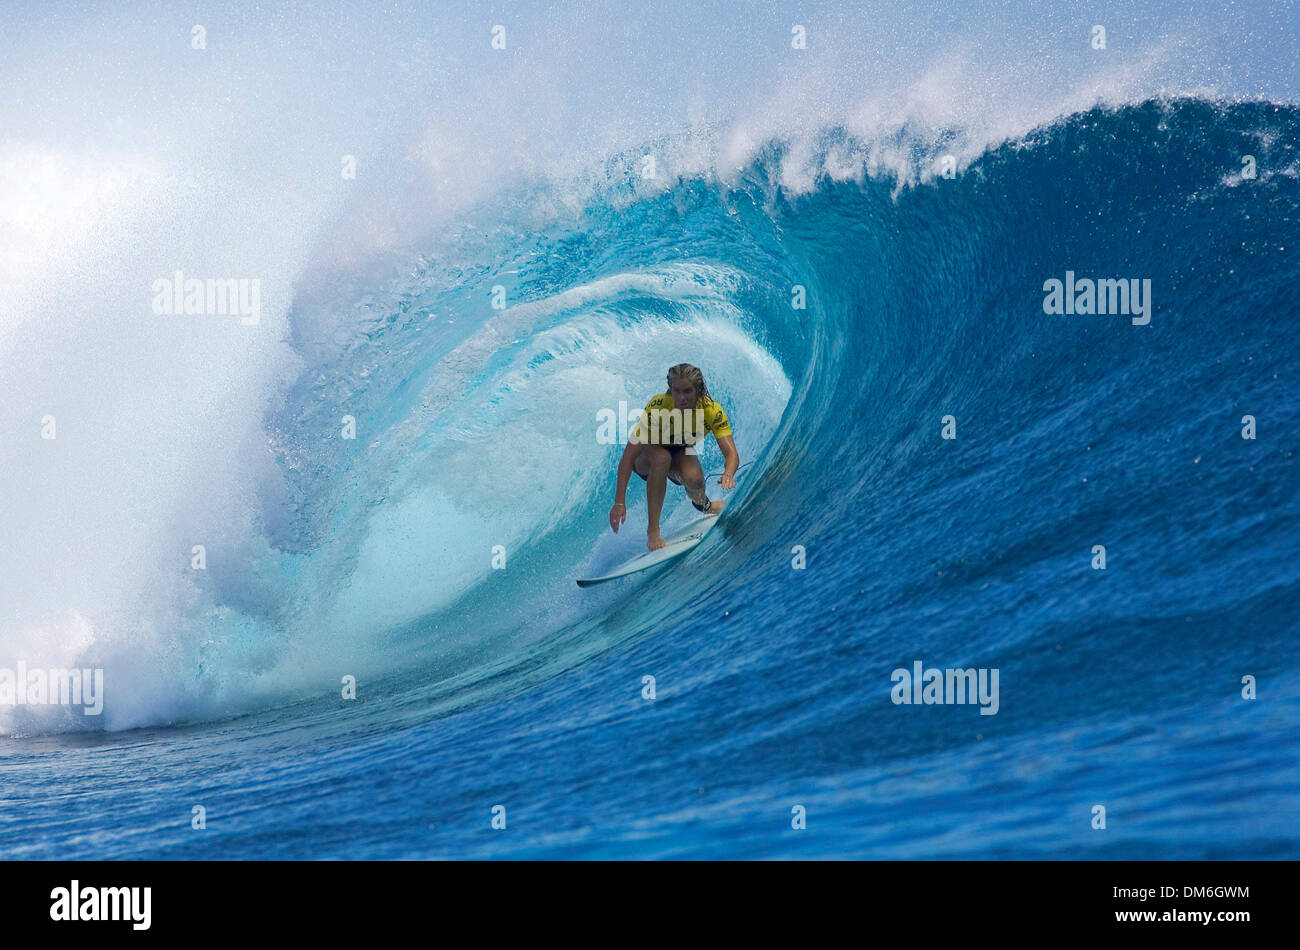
[716,434,739,489]
[614,440,643,506]
[609,440,644,532]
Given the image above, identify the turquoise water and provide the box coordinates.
[1,3,1298,858]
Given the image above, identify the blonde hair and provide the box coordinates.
[667,363,710,402]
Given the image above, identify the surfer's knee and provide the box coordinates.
[646,445,672,471]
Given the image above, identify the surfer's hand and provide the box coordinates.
[719,473,736,490]
[609,502,626,533]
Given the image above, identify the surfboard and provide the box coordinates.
[576,501,726,587]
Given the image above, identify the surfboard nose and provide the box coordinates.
[576,511,725,587]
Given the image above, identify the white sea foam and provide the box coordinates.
[0,0,1290,733]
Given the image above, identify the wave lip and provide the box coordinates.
[4,91,1299,738]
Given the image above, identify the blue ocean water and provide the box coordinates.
[2,97,1298,858]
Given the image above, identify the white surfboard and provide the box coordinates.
[577,501,726,587]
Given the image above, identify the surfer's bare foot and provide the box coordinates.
[647,532,666,551]
[690,492,726,515]
[701,497,726,515]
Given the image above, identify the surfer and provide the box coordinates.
[609,363,739,551]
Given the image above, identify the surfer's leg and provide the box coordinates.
[675,448,710,509]
[634,445,683,486]
[638,445,672,550]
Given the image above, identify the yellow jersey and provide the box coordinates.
[630,393,732,447]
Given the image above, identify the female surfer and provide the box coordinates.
[609,363,739,551]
